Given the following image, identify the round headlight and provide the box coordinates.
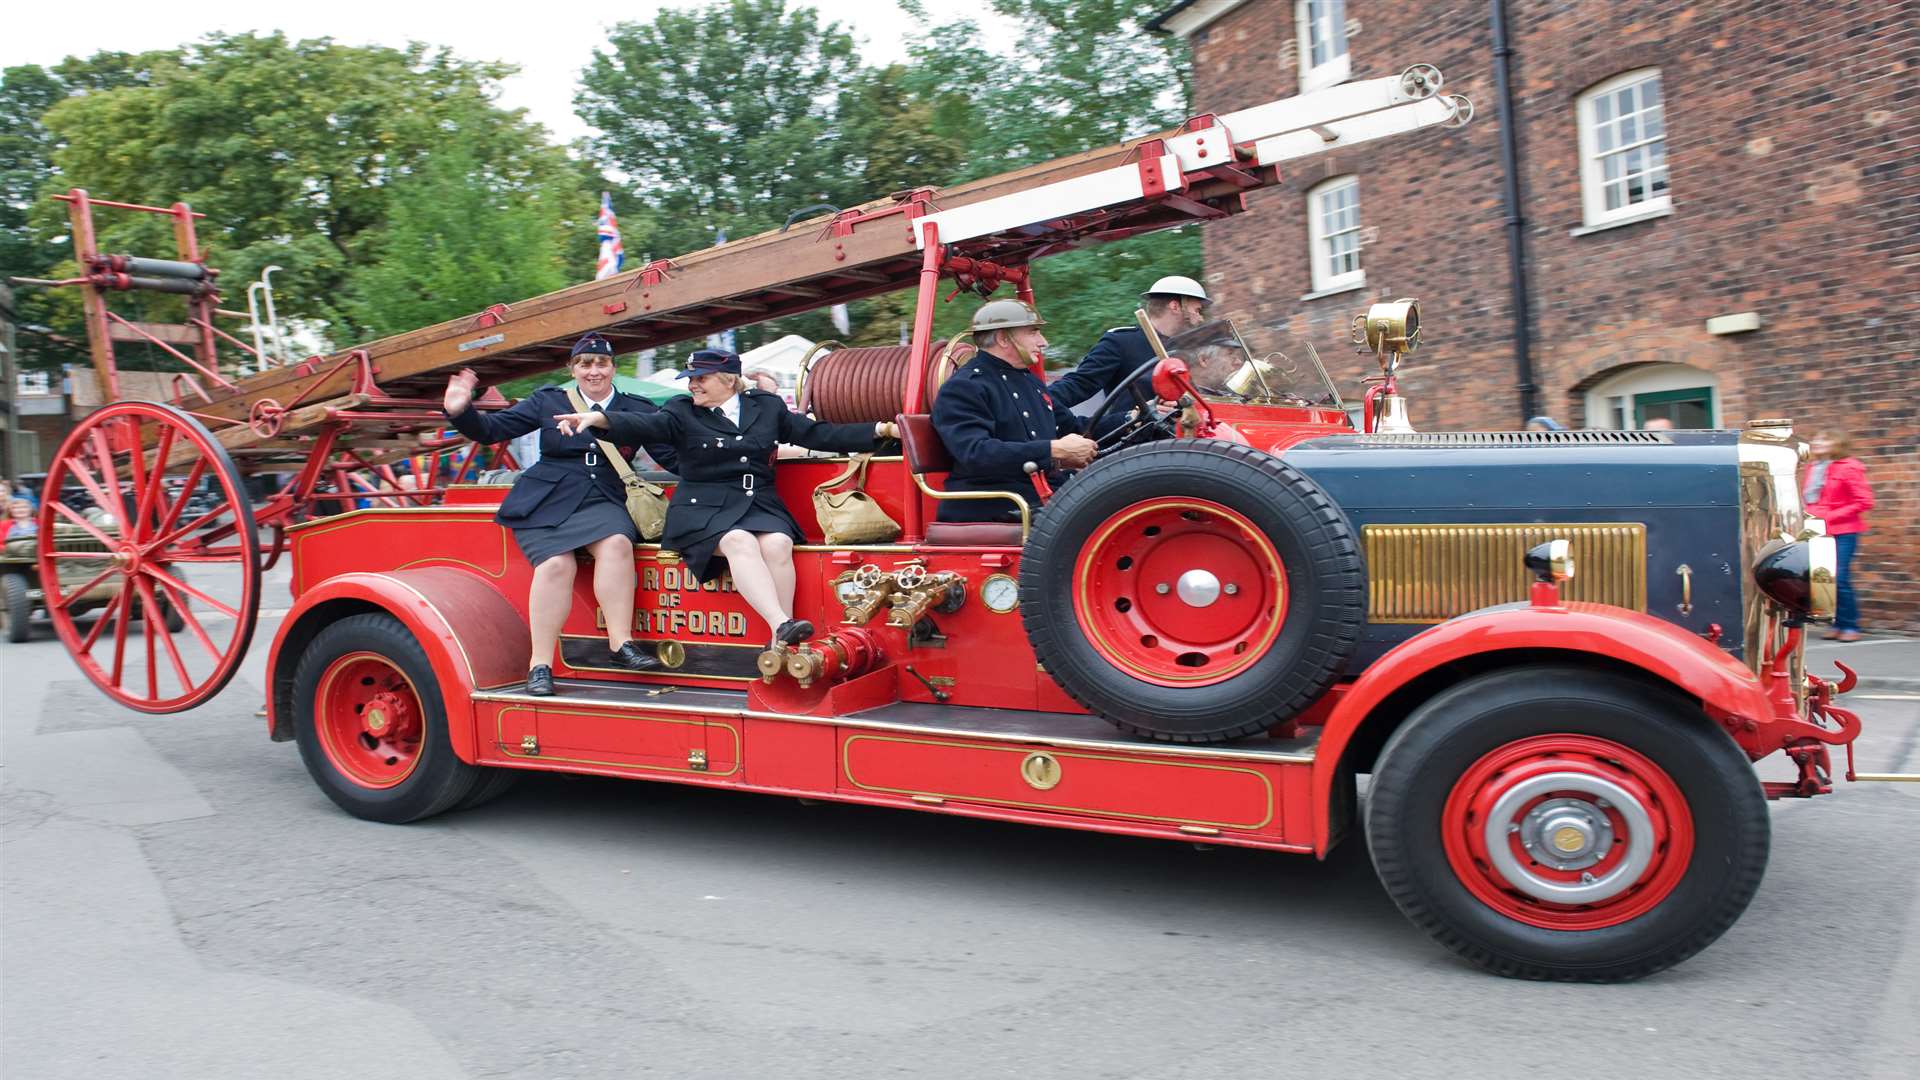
[1753,536,1836,620]
[1524,539,1575,583]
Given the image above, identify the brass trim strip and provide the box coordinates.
[842,733,1276,830]
[492,704,743,777]
[1363,522,1647,624]
[466,687,1319,764]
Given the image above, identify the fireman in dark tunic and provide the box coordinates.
[443,333,681,693]
[929,300,1098,523]
[556,349,896,647]
[1046,275,1213,411]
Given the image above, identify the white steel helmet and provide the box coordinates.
[1143,275,1210,304]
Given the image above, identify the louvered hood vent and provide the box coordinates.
[1351,431,1672,448]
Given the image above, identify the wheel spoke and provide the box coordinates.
[50,564,120,608]
[109,578,133,688]
[130,423,178,543]
[145,499,236,557]
[79,583,126,654]
[158,578,223,664]
[143,563,239,620]
[148,456,208,542]
[88,427,135,528]
[136,577,193,693]
[50,478,123,546]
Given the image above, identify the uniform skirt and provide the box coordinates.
[511,486,638,566]
[678,500,798,583]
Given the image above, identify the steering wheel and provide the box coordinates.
[1089,356,1181,454]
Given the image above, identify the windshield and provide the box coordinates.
[1158,316,1344,410]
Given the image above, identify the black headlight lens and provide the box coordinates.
[1753,536,1837,620]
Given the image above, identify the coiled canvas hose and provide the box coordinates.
[799,337,975,423]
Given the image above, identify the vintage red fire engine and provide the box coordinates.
[25,66,1879,982]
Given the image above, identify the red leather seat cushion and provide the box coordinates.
[923,521,1025,547]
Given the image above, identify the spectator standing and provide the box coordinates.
[1805,431,1875,641]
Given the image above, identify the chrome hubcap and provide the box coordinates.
[1484,772,1651,904]
[1174,569,1221,608]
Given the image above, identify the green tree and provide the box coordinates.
[577,0,867,261]
[892,0,1201,367]
[16,33,592,372]
[344,117,583,339]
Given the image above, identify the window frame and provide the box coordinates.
[1576,68,1672,228]
[1306,175,1366,294]
[1294,0,1351,92]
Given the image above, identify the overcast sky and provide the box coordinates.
[0,0,1002,145]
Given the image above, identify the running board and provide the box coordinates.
[471,679,1321,764]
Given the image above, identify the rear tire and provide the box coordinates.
[2,573,31,643]
[1365,666,1770,981]
[454,767,523,811]
[292,613,479,823]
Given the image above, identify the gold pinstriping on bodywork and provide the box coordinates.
[1364,522,1647,624]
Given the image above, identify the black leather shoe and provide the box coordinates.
[774,618,814,646]
[526,665,555,696]
[608,640,663,672]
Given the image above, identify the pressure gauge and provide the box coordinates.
[981,574,1020,613]
[835,578,867,604]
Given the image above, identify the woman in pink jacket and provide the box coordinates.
[1805,431,1876,641]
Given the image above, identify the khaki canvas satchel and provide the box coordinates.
[812,453,901,545]
[565,386,669,541]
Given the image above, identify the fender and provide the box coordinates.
[1310,602,1773,855]
[266,568,530,763]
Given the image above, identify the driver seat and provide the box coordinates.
[896,414,1030,548]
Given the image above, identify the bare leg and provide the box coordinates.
[758,532,796,616]
[588,533,637,650]
[527,554,577,670]
[718,530,788,636]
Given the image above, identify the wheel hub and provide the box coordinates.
[1174,569,1222,608]
[1484,771,1653,905]
[1518,796,1614,870]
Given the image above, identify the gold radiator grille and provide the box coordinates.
[1363,522,1647,624]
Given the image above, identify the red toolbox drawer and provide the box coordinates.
[839,732,1276,832]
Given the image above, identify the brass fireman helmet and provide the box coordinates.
[970,299,1047,333]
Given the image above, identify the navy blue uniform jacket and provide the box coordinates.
[1046,325,1157,410]
[930,350,1084,523]
[446,385,679,530]
[599,389,879,578]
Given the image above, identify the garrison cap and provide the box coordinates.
[676,348,743,379]
[570,332,616,358]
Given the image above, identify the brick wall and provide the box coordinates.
[1178,0,1919,629]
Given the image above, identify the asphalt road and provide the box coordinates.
[4,564,1916,1080]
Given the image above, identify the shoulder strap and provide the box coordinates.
[566,385,663,496]
[813,452,872,495]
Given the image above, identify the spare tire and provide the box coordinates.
[1020,440,1365,742]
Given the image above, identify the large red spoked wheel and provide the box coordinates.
[36,400,261,713]
[292,613,481,823]
[1366,666,1770,981]
[1020,440,1364,742]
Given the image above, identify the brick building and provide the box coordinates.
[1150,0,1918,629]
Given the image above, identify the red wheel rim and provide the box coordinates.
[312,652,425,788]
[1071,497,1288,687]
[36,401,261,713]
[1441,735,1695,930]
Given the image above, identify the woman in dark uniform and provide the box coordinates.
[443,333,680,694]
[556,348,896,647]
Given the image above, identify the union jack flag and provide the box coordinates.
[595,191,623,280]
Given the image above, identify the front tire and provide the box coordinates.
[2,573,32,643]
[292,613,479,823]
[1365,666,1770,981]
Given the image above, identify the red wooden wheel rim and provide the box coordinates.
[1071,497,1288,688]
[312,651,426,789]
[1441,734,1695,931]
[36,401,260,714]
